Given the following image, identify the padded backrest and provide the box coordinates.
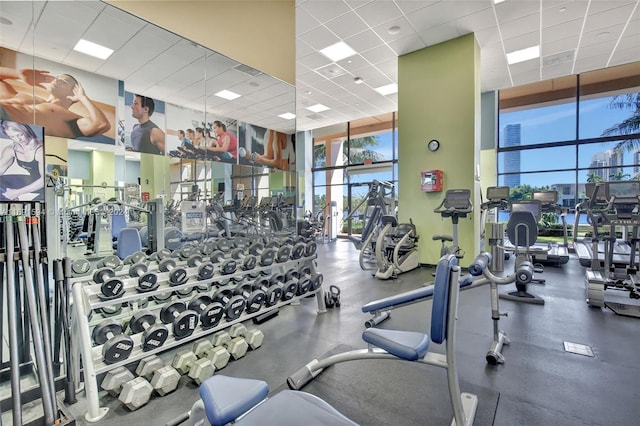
[111,209,127,240]
[117,228,142,260]
[507,211,538,247]
[380,215,397,227]
[430,254,458,344]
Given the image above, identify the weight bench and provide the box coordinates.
[169,374,357,426]
[286,254,478,426]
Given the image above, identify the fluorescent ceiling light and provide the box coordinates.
[319,41,357,62]
[374,83,398,96]
[214,90,241,100]
[73,39,113,60]
[493,0,507,4]
[306,104,330,113]
[278,112,296,120]
[506,45,540,65]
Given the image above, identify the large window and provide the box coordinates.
[498,62,640,208]
[312,112,398,237]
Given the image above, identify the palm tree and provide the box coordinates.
[313,135,384,167]
[601,92,640,152]
[609,170,631,181]
[586,172,603,183]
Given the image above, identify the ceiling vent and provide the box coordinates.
[542,50,575,67]
[234,63,263,76]
[306,113,323,120]
[314,63,347,79]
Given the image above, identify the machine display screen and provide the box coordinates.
[511,201,541,220]
[607,181,640,203]
[486,186,510,201]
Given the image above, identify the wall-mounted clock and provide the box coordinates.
[428,139,440,152]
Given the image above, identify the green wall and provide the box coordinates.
[89,150,116,200]
[140,154,170,200]
[398,33,481,264]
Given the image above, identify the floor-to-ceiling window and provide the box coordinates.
[312,112,398,238]
[498,62,640,214]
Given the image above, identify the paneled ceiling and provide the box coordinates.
[0,1,638,136]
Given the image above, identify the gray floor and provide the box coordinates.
[6,238,640,425]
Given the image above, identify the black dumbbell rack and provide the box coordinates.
[69,251,326,422]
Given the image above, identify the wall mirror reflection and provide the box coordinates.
[0,0,297,418]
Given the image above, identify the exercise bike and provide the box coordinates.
[433,189,473,259]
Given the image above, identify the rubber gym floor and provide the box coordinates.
[6,238,640,425]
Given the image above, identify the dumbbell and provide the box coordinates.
[191,339,231,370]
[135,355,181,396]
[229,323,264,350]
[129,262,159,293]
[118,376,153,410]
[92,267,125,300]
[159,301,199,340]
[305,240,318,257]
[269,273,298,301]
[158,258,189,286]
[71,258,91,276]
[212,330,248,360]
[147,248,171,262]
[97,254,122,270]
[128,311,169,351]
[171,349,215,384]
[92,319,134,364]
[229,248,258,271]
[185,253,216,280]
[289,241,307,260]
[232,283,266,314]
[188,295,224,329]
[101,366,135,396]
[211,288,246,321]
[209,250,238,275]
[123,251,147,265]
[247,242,277,266]
[252,276,283,307]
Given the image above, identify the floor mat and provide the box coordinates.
[279,344,499,426]
[604,302,640,318]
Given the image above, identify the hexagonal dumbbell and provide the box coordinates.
[212,330,248,360]
[135,355,165,381]
[192,339,214,358]
[150,365,181,396]
[118,376,153,410]
[229,323,264,350]
[101,366,134,396]
[202,345,231,370]
[171,349,214,385]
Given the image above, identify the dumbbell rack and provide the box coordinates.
[70,253,326,422]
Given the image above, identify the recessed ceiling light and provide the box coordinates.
[214,90,241,100]
[319,41,357,62]
[306,104,330,113]
[305,90,312,95]
[493,0,507,4]
[506,45,540,65]
[354,77,364,84]
[73,39,113,60]
[374,83,398,96]
[0,17,13,25]
[388,25,401,35]
[559,6,567,12]
[278,112,296,120]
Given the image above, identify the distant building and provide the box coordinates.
[503,124,521,187]
[590,148,623,180]
[634,150,640,174]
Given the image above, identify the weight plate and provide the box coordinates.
[71,259,91,275]
[129,263,148,277]
[93,267,116,284]
[305,241,317,257]
[291,242,306,259]
[230,248,244,260]
[210,250,225,263]
[282,281,298,300]
[102,335,134,364]
[216,239,233,252]
[100,278,125,299]
[246,290,266,313]
[265,286,282,307]
[169,267,189,286]
[310,274,324,291]
[100,255,121,269]
[297,277,311,295]
[198,262,215,280]
[260,248,275,266]
[142,325,169,351]
[187,254,204,268]
[129,312,156,334]
[201,240,216,255]
[242,255,257,271]
[200,302,224,329]
[178,245,194,260]
[225,296,246,321]
[173,311,199,339]
[221,259,237,275]
[92,320,122,345]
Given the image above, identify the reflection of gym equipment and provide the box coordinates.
[433,189,473,259]
[371,215,420,279]
[500,200,546,305]
[287,255,478,426]
[585,180,640,308]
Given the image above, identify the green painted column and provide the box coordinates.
[140,153,170,200]
[89,150,116,200]
[398,33,481,265]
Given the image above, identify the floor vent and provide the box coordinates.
[563,341,594,357]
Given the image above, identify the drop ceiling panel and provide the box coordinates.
[418,23,462,47]
[499,13,541,41]
[503,31,540,53]
[494,2,540,23]
[300,0,350,24]
[297,25,341,50]
[395,0,438,15]
[295,6,322,36]
[354,0,402,28]
[584,4,638,32]
[457,7,498,33]
[371,16,415,44]
[360,44,396,65]
[324,11,369,39]
[344,29,385,52]
[387,34,427,56]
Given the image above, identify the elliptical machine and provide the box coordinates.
[433,189,473,259]
[373,215,420,279]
